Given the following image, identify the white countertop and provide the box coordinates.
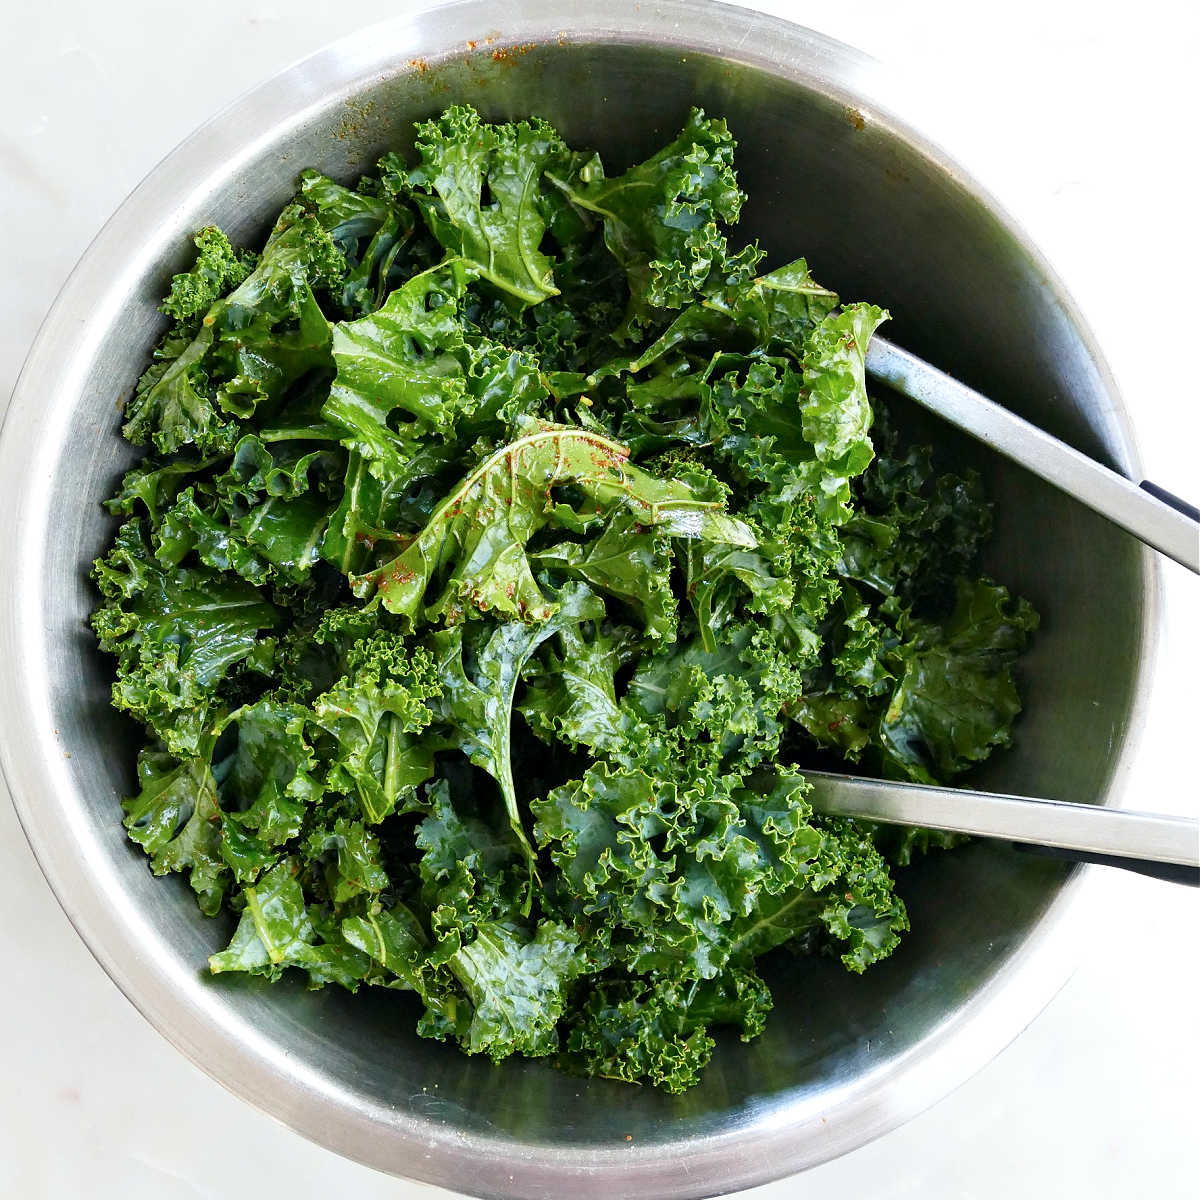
[2,2,1196,1197]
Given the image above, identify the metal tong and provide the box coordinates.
[807,337,1200,883]
[866,336,1200,573]
[806,771,1200,886]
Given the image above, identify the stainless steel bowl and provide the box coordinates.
[0,2,1157,1197]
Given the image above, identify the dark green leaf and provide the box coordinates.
[547,108,749,335]
[123,206,342,455]
[123,750,227,915]
[879,577,1039,781]
[313,633,441,823]
[408,105,568,305]
[160,227,257,324]
[519,620,635,755]
[429,582,605,861]
[209,858,320,979]
[444,918,582,1060]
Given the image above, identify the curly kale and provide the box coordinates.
[91,105,1035,1094]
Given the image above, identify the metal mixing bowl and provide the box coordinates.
[0,2,1157,1196]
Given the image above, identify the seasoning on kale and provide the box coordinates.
[92,105,1035,1094]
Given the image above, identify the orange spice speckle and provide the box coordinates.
[492,41,537,63]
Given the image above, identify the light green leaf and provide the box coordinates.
[355,422,755,628]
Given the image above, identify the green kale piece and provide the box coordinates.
[414,779,585,1060]
[304,817,390,904]
[123,749,228,915]
[155,485,275,585]
[561,966,772,1093]
[317,449,453,578]
[123,204,344,455]
[160,227,257,325]
[312,630,442,824]
[104,454,223,522]
[593,255,839,378]
[214,699,324,882]
[297,169,420,317]
[838,426,993,604]
[792,577,1038,786]
[333,778,586,1060]
[353,421,755,629]
[534,764,822,981]
[532,510,680,640]
[209,857,326,979]
[427,582,605,863]
[91,520,279,753]
[518,618,637,756]
[548,108,752,336]
[323,260,480,480]
[878,577,1039,781]
[438,918,583,1060]
[726,816,909,974]
[140,446,338,614]
[322,259,549,492]
[406,105,570,305]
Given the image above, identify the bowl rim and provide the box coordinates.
[0,1,1159,1196]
